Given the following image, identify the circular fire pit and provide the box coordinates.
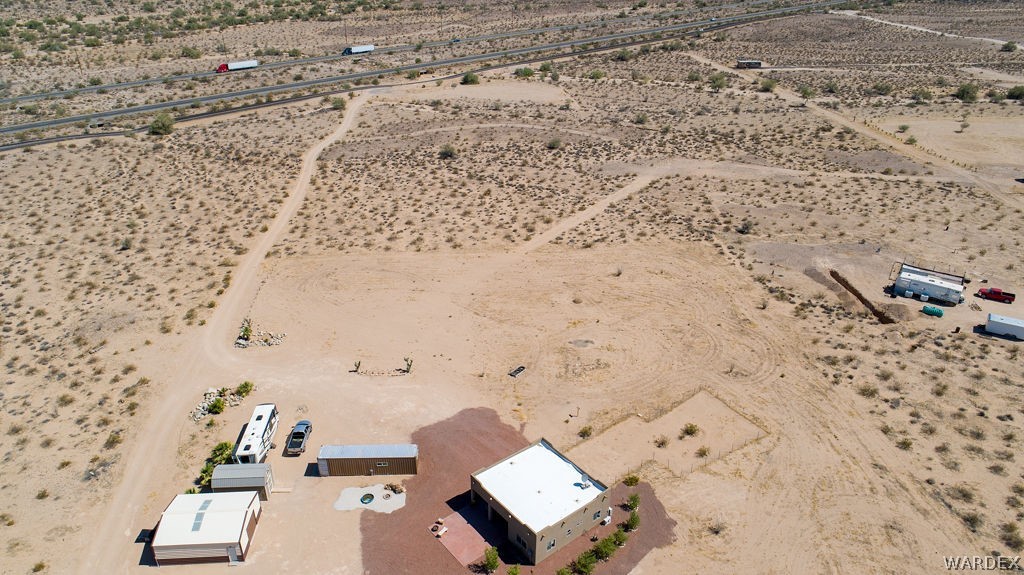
[360,493,375,505]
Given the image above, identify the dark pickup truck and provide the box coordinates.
[976,288,1016,303]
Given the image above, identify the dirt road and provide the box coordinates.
[79,97,366,574]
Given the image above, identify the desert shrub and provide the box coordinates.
[208,397,225,414]
[653,434,668,448]
[556,569,572,575]
[587,70,606,80]
[1006,86,1024,100]
[461,72,480,85]
[911,88,933,102]
[330,97,346,111]
[439,144,458,160]
[578,425,593,439]
[483,546,499,573]
[1001,41,1018,52]
[948,484,975,503]
[513,67,534,78]
[236,381,254,397]
[572,551,597,574]
[896,438,913,450]
[1002,523,1024,551]
[149,112,174,135]
[612,528,628,546]
[623,474,639,486]
[624,510,640,532]
[696,446,710,458]
[612,48,633,61]
[210,441,234,465]
[198,461,215,486]
[680,423,700,438]
[593,536,617,560]
[546,138,562,150]
[507,566,520,575]
[104,431,123,449]
[180,46,201,58]
[759,78,777,92]
[709,72,727,92]
[955,84,978,103]
[857,385,878,398]
[960,511,982,531]
[627,493,640,510]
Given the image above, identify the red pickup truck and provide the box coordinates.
[976,288,1016,303]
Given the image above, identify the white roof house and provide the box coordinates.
[152,491,262,565]
[473,439,606,532]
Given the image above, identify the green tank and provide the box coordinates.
[922,306,944,318]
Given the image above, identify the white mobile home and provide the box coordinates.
[151,491,261,565]
[986,313,1024,340]
[233,403,279,464]
[211,463,275,500]
[893,263,964,305]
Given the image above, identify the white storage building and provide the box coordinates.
[151,491,261,566]
[211,463,274,501]
[986,313,1024,340]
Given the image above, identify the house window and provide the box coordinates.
[375,462,389,467]
[593,511,601,520]
[547,539,556,550]
[566,529,572,536]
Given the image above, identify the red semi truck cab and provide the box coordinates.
[976,288,1016,303]
[216,63,229,73]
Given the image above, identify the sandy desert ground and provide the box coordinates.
[2,2,1024,574]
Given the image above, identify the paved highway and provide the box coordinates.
[0,0,778,107]
[0,0,846,138]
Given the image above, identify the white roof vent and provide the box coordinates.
[580,473,591,489]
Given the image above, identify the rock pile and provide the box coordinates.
[235,330,287,348]
[189,387,245,422]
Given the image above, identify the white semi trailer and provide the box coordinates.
[986,313,1024,340]
[216,60,259,73]
[342,44,375,56]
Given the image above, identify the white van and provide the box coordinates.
[232,403,279,464]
